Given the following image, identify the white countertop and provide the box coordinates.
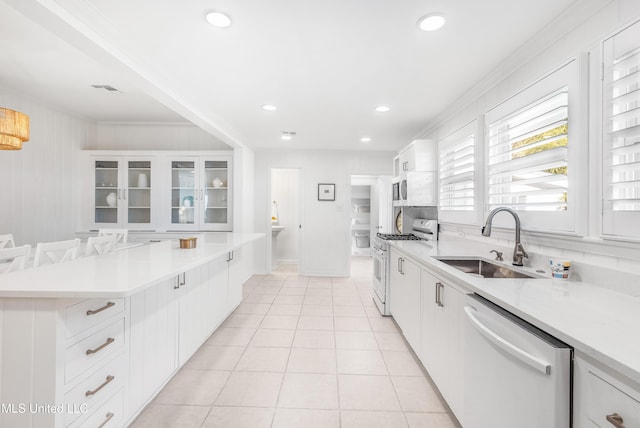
[389,236,640,386]
[0,233,264,299]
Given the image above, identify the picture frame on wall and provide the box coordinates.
[318,183,335,201]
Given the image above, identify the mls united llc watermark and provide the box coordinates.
[1,402,89,415]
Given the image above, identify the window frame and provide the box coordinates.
[484,56,589,235]
[438,119,482,225]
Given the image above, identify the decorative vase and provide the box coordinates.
[212,177,223,188]
[106,192,117,207]
[137,173,148,188]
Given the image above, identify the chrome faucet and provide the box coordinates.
[482,207,528,266]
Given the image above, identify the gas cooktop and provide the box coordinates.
[376,233,421,241]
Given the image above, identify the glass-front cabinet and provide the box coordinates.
[169,156,232,231]
[92,157,155,229]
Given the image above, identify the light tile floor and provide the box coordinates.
[130,257,459,428]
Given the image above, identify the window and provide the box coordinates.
[602,19,640,239]
[487,87,569,212]
[439,120,478,224]
[486,58,586,233]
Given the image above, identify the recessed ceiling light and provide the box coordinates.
[418,14,446,31]
[375,106,390,113]
[360,137,372,143]
[205,11,232,28]
[262,104,277,111]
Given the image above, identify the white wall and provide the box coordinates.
[254,149,394,276]
[0,89,94,246]
[272,169,301,263]
[93,123,230,150]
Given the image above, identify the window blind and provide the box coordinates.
[439,134,475,211]
[606,47,640,212]
[487,87,569,211]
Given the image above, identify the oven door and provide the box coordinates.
[372,246,387,302]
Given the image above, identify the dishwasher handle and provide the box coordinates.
[464,305,551,375]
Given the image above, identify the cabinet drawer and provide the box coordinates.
[64,353,126,426]
[587,371,640,427]
[65,318,125,383]
[65,298,125,339]
[75,388,124,428]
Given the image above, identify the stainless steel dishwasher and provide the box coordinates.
[463,294,572,428]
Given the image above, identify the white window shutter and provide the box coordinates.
[603,19,640,239]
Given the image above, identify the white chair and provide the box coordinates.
[33,239,81,268]
[98,228,128,244]
[85,235,116,257]
[0,234,15,249]
[0,245,32,274]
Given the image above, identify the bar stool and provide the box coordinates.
[0,245,32,274]
[85,235,116,257]
[98,228,128,244]
[33,239,81,268]
[0,234,15,249]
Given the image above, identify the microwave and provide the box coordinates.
[394,172,437,206]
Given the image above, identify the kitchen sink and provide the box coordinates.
[434,257,544,279]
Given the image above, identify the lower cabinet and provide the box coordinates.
[574,353,640,428]
[128,278,179,416]
[389,248,421,351]
[420,268,465,421]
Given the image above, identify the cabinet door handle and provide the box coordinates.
[179,272,186,286]
[435,282,443,307]
[86,337,115,355]
[606,413,626,428]
[85,375,115,397]
[123,189,127,200]
[86,301,115,316]
[98,412,115,428]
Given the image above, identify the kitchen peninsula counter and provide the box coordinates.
[0,233,263,298]
[0,232,263,428]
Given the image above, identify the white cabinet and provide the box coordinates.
[389,248,421,351]
[574,353,640,428]
[398,139,436,173]
[90,156,157,229]
[168,156,232,231]
[0,297,129,428]
[84,151,234,232]
[177,263,211,366]
[420,268,465,420]
[129,278,179,414]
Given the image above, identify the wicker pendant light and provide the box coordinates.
[0,108,30,150]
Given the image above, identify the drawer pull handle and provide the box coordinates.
[97,412,115,428]
[606,413,625,428]
[85,375,115,397]
[86,301,115,316]
[86,337,115,355]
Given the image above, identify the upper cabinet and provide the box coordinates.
[397,139,436,175]
[85,151,233,232]
[169,156,232,231]
[91,156,157,229]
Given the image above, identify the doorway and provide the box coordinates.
[270,168,301,274]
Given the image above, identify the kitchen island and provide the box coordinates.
[386,235,640,427]
[0,233,263,428]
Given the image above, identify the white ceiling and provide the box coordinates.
[1,0,578,151]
